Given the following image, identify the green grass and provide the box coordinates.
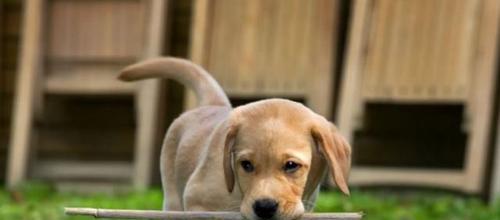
[315,190,500,220]
[1,183,500,220]
[0,183,163,220]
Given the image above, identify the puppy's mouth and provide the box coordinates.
[244,212,303,220]
[243,199,304,220]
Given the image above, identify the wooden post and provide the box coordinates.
[463,0,499,193]
[337,0,371,141]
[185,0,211,110]
[64,208,363,220]
[133,0,169,190]
[6,0,45,189]
[488,0,500,202]
[492,101,500,202]
[306,0,338,120]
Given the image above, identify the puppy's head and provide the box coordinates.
[222,99,351,220]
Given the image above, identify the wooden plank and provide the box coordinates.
[65,209,363,220]
[350,167,465,191]
[360,0,476,102]
[32,160,132,180]
[306,0,338,118]
[204,0,336,96]
[464,0,499,193]
[186,0,213,110]
[492,99,500,202]
[6,0,45,189]
[0,1,4,125]
[47,0,145,59]
[188,0,339,116]
[189,0,212,66]
[45,64,136,94]
[337,0,372,141]
[0,2,2,99]
[133,0,168,190]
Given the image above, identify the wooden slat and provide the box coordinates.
[32,160,132,180]
[7,0,45,189]
[463,0,499,193]
[350,167,465,190]
[492,102,500,202]
[184,0,212,110]
[1,1,22,181]
[0,3,2,100]
[133,0,168,190]
[205,0,336,96]
[44,63,136,95]
[360,0,478,102]
[338,0,372,141]
[47,0,145,59]
[306,0,338,117]
[188,0,339,118]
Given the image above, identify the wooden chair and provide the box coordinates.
[338,0,499,193]
[187,0,341,118]
[7,0,168,190]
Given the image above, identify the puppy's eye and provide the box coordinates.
[283,161,301,173]
[240,160,254,172]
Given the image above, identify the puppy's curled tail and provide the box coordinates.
[118,57,231,107]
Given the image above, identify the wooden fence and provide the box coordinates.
[1,0,499,199]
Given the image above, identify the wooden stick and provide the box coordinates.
[64,208,363,220]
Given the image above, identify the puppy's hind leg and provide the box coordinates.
[160,125,183,211]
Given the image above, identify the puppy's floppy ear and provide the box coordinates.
[223,122,239,193]
[311,118,351,195]
[303,148,327,200]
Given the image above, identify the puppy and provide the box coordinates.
[119,57,351,220]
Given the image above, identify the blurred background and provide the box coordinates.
[0,0,499,219]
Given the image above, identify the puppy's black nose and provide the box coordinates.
[253,198,279,219]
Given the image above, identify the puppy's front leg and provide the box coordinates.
[183,168,239,211]
[182,178,214,211]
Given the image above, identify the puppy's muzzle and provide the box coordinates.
[252,198,279,219]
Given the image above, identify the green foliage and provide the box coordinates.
[1,183,500,220]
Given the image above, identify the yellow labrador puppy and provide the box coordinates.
[119,57,351,220]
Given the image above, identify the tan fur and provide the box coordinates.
[119,57,351,220]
